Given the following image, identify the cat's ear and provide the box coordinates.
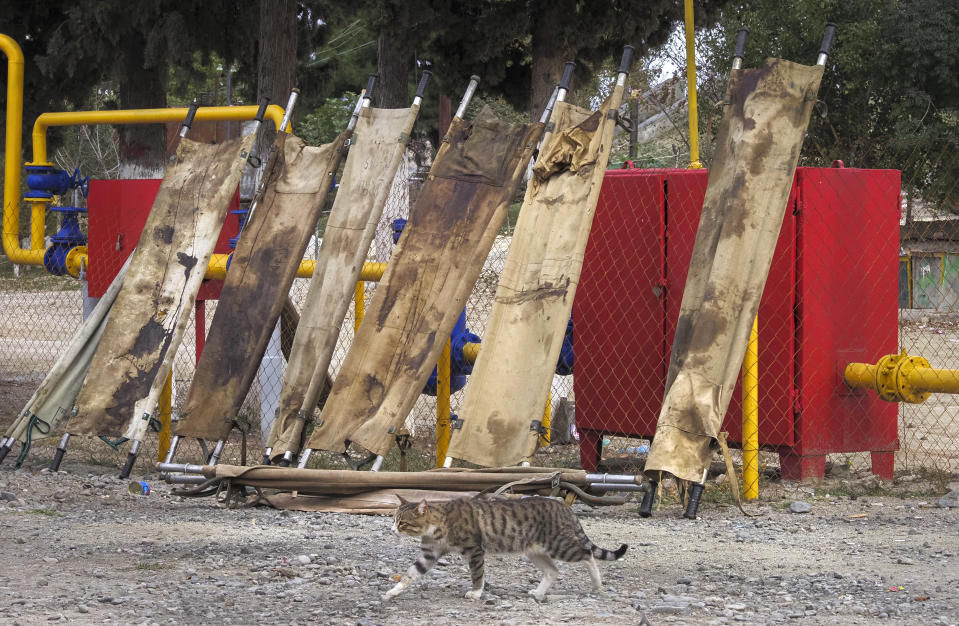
[396,495,409,505]
[416,500,429,514]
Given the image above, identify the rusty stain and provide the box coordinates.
[176,252,197,280]
[364,374,385,414]
[749,129,774,176]
[578,111,602,133]
[154,225,174,245]
[485,411,511,445]
[130,318,168,359]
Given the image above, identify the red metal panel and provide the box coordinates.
[574,165,900,476]
[794,167,900,457]
[574,170,665,445]
[87,179,240,299]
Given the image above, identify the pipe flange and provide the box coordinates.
[895,353,931,404]
[65,245,87,278]
[874,353,901,402]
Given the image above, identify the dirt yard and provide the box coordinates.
[1,459,957,626]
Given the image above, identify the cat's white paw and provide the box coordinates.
[382,587,400,601]
[465,589,483,600]
[528,589,547,603]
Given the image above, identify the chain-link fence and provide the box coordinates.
[2,118,958,485]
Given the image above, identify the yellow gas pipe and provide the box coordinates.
[435,339,452,467]
[844,350,959,403]
[683,0,703,170]
[35,105,287,277]
[0,33,42,265]
[741,317,759,500]
[1,30,287,272]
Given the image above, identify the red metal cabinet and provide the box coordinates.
[86,179,240,299]
[574,166,900,479]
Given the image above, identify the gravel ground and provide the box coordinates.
[1,463,958,626]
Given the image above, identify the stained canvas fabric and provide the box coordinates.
[265,105,420,460]
[446,87,625,468]
[644,59,824,483]
[305,107,542,457]
[4,257,131,446]
[202,463,587,495]
[68,134,255,440]
[175,132,345,441]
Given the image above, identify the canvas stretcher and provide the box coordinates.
[265,105,422,460]
[644,59,824,484]
[67,134,256,441]
[174,132,345,442]
[445,86,626,468]
[305,107,543,458]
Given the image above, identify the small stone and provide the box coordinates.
[76,605,89,614]
[647,603,688,615]
[0,491,17,501]
[935,491,959,508]
[896,557,915,565]
[296,555,311,565]
[789,501,812,514]
[42,557,58,564]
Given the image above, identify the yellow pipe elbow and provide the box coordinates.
[1,34,35,265]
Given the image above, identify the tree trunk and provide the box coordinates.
[374,28,411,109]
[116,42,166,179]
[529,9,576,121]
[255,0,298,155]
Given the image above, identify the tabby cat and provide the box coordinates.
[384,495,627,602]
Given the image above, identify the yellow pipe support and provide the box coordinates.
[742,316,759,500]
[683,0,703,169]
[844,350,959,404]
[539,390,552,447]
[435,339,452,467]
[156,371,173,462]
[353,281,365,333]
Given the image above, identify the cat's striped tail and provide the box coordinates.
[591,543,628,561]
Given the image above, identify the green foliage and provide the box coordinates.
[297,91,360,146]
[699,0,959,210]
